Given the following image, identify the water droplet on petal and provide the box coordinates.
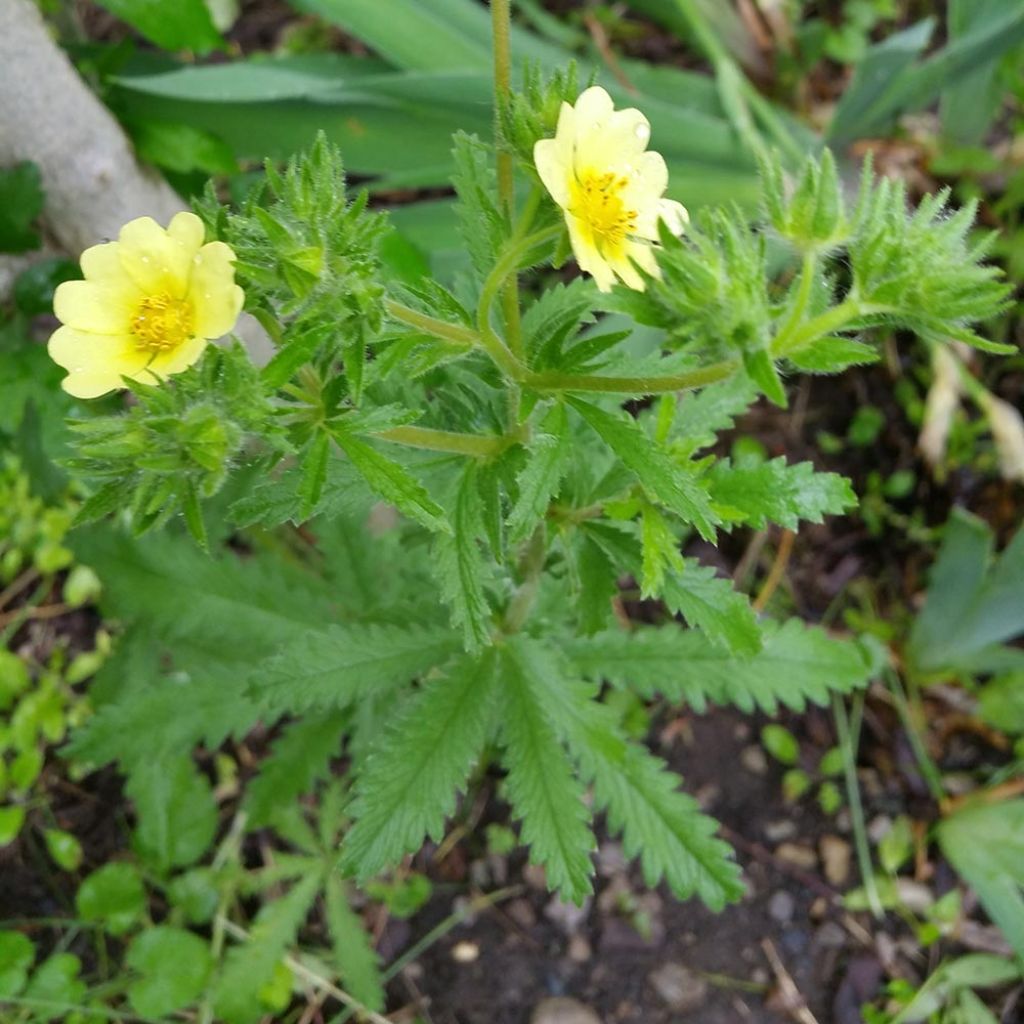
[141,256,151,263]
[635,122,650,142]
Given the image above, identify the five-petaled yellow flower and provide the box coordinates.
[49,212,244,399]
[534,86,688,293]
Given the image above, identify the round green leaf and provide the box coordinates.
[168,868,220,925]
[0,930,34,997]
[24,952,85,1005]
[0,651,30,710]
[76,862,145,936]
[44,828,83,872]
[761,724,800,766]
[0,805,26,846]
[126,926,213,1018]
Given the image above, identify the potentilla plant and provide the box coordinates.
[53,2,1011,911]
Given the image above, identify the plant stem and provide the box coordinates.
[503,524,547,632]
[886,667,947,804]
[772,249,817,351]
[383,298,477,347]
[834,692,883,919]
[525,357,740,394]
[376,424,517,458]
[770,297,877,358]
[491,0,523,362]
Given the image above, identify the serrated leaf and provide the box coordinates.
[786,336,880,373]
[507,404,572,543]
[213,872,320,1024]
[127,755,218,873]
[568,397,718,540]
[432,463,493,650]
[497,640,596,903]
[512,636,742,909]
[640,503,684,598]
[709,456,856,529]
[342,651,498,879]
[243,712,348,827]
[451,131,507,278]
[565,618,874,713]
[575,533,618,636]
[325,876,385,1011]
[248,622,461,714]
[298,431,331,520]
[332,428,448,533]
[671,376,758,455]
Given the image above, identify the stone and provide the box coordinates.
[567,934,592,963]
[820,835,852,886]
[648,963,708,1012]
[763,819,798,842]
[775,842,818,870]
[451,940,479,963]
[531,997,602,1024]
[740,745,768,775]
[768,890,795,923]
[544,894,591,935]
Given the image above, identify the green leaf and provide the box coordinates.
[243,712,348,827]
[709,457,856,529]
[342,651,498,880]
[43,829,83,872]
[938,799,1024,960]
[516,637,743,908]
[332,428,448,533]
[507,403,572,543]
[127,755,218,873]
[325,876,385,1012]
[0,931,34,998]
[298,431,331,520]
[94,0,223,53]
[640,503,684,598]
[250,623,460,715]
[978,673,1024,734]
[568,398,718,540]
[0,162,44,254]
[76,863,146,936]
[432,463,493,650]
[451,132,507,278]
[497,640,597,903]
[575,534,618,636]
[909,510,1024,674]
[761,724,800,766]
[23,953,85,1007]
[786,337,880,374]
[213,872,320,1024]
[565,618,874,713]
[126,927,213,1018]
[129,119,238,174]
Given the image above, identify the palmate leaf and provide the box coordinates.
[432,462,494,650]
[568,397,718,540]
[507,403,573,544]
[325,875,385,1012]
[507,636,743,909]
[451,132,507,278]
[212,871,321,1024]
[248,622,462,714]
[497,641,597,903]
[583,522,761,654]
[709,456,856,530]
[565,618,874,713]
[243,712,349,827]
[341,650,499,879]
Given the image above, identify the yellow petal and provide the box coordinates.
[117,216,196,298]
[189,241,243,338]
[53,280,136,335]
[167,211,206,252]
[80,241,127,284]
[149,335,208,376]
[623,151,668,205]
[49,326,150,397]
[576,107,650,170]
[657,199,689,235]
[534,137,571,208]
[567,219,615,293]
[611,242,659,291]
[572,86,615,141]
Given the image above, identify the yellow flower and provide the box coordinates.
[534,86,688,293]
[49,212,244,399]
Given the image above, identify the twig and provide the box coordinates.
[0,601,72,629]
[753,529,795,612]
[0,566,40,611]
[941,778,1024,817]
[761,939,820,1024]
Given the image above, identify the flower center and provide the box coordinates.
[131,293,194,352]
[570,170,638,252]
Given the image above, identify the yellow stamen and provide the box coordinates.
[131,293,194,352]
[569,170,637,254]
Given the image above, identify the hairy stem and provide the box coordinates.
[376,424,518,458]
[384,298,477,347]
[525,357,740,394]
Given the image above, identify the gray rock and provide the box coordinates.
[648,963,708,1012]
[769,890,796,923]
[531,997,602,1024]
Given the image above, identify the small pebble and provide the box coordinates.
[768,890,795,923]
[740,745,768,775]
[763,819,798,842]
[531,997,602,1024]
[506,898,537,930]
[775,842,818,870]
[820,835,852,886]
[544,894,591,936]
[567,934,592,963]
[648,963,708,1012]
[451,940,479,963]
[596,842,626,877]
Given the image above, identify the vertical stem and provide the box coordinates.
[490,0,523,360]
